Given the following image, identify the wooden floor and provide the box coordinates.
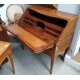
[72,50,80,63]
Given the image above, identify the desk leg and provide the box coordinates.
[2,57,8,64]
[0,58,8,69]
[21,43,24,50]
[9,52,15,74]
[0,65,2,69]
[50,56,55,74]
[43,46,56,74]
[62,47,69,61]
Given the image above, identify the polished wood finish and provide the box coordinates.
[62,47,69,61]
[0,41,15,74]
[2,5,78,74]
[0,17,10,68]
[0,27,9,42]
[0,16,9,42]
[3,24,47,52]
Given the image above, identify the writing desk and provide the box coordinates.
[2,5,78,74]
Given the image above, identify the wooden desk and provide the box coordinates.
[0,26,9,42]
[4,24,48,52]
[2,5,78,74]
[0,41,15,74]
[0,26,10,66]
[0,16,9,42]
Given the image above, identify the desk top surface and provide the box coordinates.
[0,41,11,56]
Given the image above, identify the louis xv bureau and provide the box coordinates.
[2,5,78,74]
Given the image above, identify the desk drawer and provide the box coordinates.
[46,26,62,34]
[44,30,59,37]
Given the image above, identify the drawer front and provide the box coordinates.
[44,30,58,37]
[46,26,61,34]
[23,20,33,27]
[24,16,34,23]
[0,31,9,42]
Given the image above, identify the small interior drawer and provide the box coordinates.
[44,30,58,37]
[45,26,62,34]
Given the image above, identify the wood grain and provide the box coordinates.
[2,5,78,74]
[0,41,15,74]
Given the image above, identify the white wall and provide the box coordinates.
[20,4,29,11]
[58,4,80,57]
[58,4,80,14]
[0,4,9,21]
[70,8,80,56]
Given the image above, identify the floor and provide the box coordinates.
[0,36,80,75]
[72,50,80,63]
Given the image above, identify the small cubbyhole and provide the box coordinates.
[37,22,45,29]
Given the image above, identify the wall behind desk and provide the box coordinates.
[58,4,80,14]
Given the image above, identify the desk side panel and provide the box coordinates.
[56,16,78,44]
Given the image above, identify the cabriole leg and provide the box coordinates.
[62,47,69,61]
[21,43,24,50]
